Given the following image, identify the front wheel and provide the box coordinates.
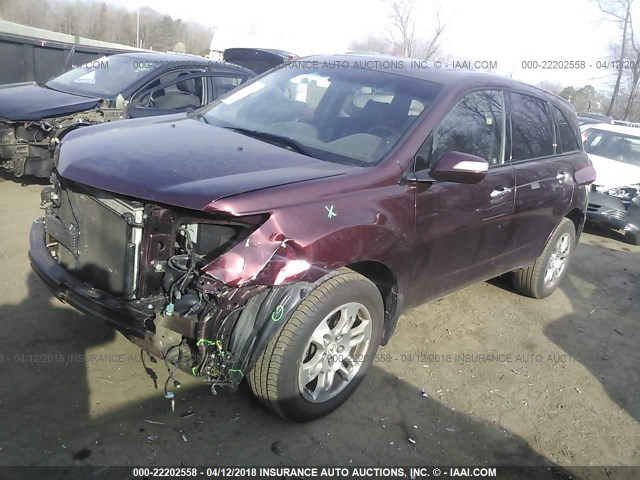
[625,226,640,245]
[249,268,383,421]
[512,218,576,299]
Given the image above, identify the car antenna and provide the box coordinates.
[63,46,77,72]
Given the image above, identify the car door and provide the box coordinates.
[128,69,208,118]
[411,90,516,302]
[507,93,576,264]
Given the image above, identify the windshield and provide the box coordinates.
[201,65,442,166]
[584,129,640,167]
[46,56,157,97]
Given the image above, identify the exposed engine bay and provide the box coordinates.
[38,175,314,392]
[0,100,124,177]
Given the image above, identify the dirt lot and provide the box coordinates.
[0,173,638,478]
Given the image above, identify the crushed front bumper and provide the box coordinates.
[587,192,629,229]
[587,192,640,242]
[29,219,156,338]
[30,218,314,385]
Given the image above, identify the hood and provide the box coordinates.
[588,153,640,188]
[0,82,101,121]
[57,115,353,211]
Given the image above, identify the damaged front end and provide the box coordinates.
[0,100,124,177]
[30,175,317,390]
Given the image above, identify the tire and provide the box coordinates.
[512,218,576,299]
[625,227,640,246]
[248,268,384,422]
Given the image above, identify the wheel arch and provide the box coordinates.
[565,207,586,240]
[346,260,400,346]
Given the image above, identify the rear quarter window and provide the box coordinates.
[552,105,581,153]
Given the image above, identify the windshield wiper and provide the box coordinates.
[224,127,315,158]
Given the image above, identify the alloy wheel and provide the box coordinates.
[544,233,571,288]
[298,302,372,403]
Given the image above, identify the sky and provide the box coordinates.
[108,0,631,91]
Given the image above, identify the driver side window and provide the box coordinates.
[132,69,206,112]
[417,90,505,171]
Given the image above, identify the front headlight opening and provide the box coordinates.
[176,222,244,259]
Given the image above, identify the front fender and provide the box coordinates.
[200,215,409,288]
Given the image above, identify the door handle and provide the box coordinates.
[556,171,569,181]
[490,187,512,198]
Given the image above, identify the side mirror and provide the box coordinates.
[430,151,489,184]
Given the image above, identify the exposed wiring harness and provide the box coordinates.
[164,228,204,316]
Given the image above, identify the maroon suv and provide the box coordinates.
[30,55,595,421]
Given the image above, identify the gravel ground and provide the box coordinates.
[0,173,638,479]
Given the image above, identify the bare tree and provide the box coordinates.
[414,12,444,60]
[0,0,211,53]
[382,0,445,59]
[387,0,416,57]
[597,0,634,116]
[620,19,640,119]
[348,35,394,54]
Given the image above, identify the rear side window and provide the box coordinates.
[510,93,554,161]
[552,106,580,153]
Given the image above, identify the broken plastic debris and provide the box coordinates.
[181,410,195,419]
[179,430,188,442]
[421,388,428,398]
[145,435,159,444]
[165,391,175,412]
[144,419,164,425]
[446,427,456,432]
[408,437,416,444]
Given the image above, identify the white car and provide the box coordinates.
[583,123,640,244]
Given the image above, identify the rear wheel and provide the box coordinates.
[512,218,576,299]
[249,268,383,421]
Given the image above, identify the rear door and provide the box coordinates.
[508,92,577,264]
[412,90,516,302]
